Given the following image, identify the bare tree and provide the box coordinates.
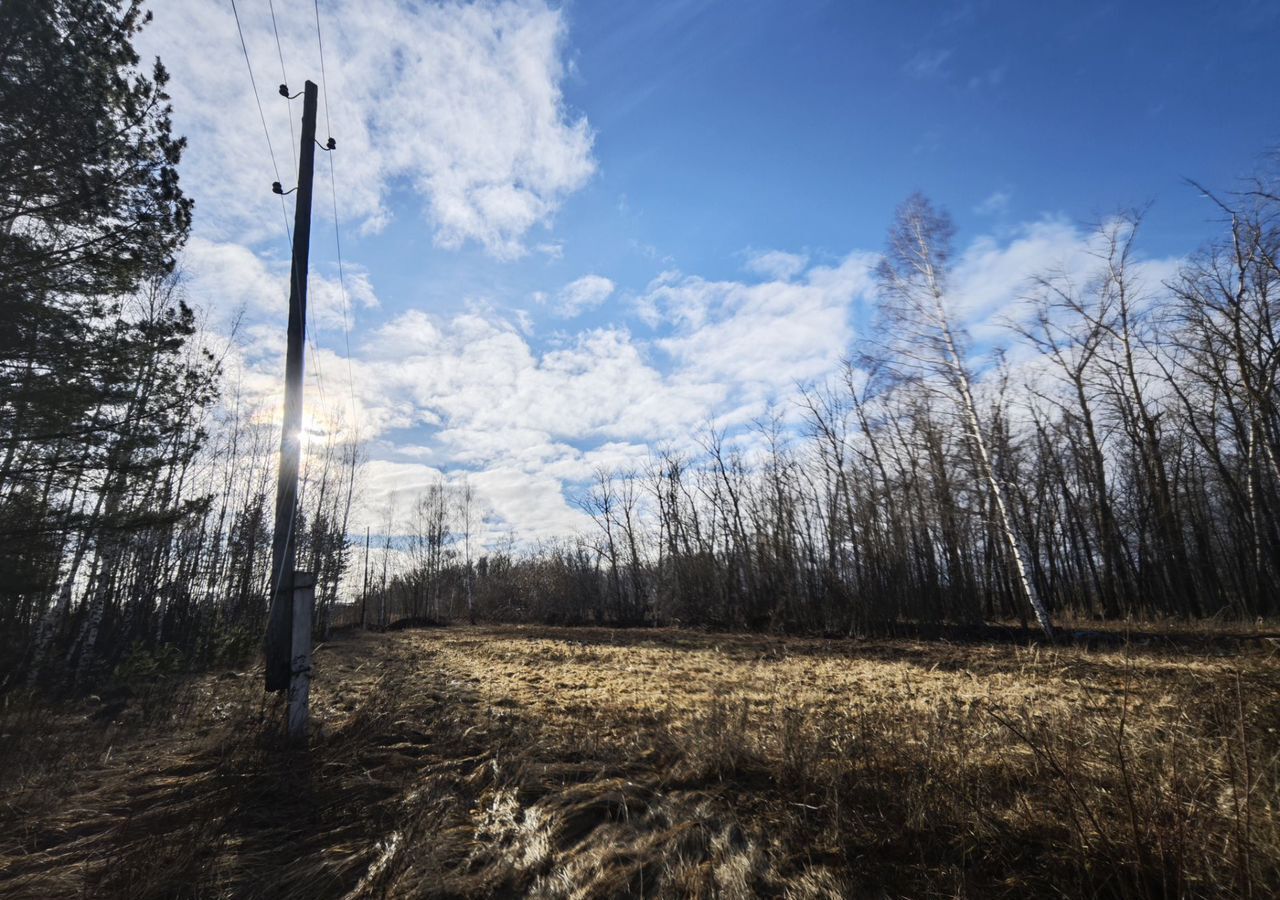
[874,193,1055,638]
[409,479,451,620]
[456,475,479,624]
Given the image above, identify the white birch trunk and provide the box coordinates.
[932,293,1055,640]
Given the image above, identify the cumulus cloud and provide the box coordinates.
[212,219,1182,541]
[942,216,1182,355]
[140,0,595,257]
[646,253,876,410]
[948,218,1090,329]
[359,312,715,447]
[187,212,1183,543]
[309,254,879,523]
[554,274,615,317]
[182,237,377,336]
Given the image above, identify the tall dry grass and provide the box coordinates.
[1,626,1276,898]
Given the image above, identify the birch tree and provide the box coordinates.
[873,193,1055,638]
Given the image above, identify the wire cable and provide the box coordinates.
[313,0,360,439]
[268,0,299,176]
[231,0,305,632]
[254,0,331,458]
[314,0,335,143]
[327,156,360,436]
[312,1,362,621]
[229,0,293,243]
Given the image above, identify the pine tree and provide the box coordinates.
[0,0,198,682]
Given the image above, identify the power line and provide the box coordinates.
[228,0,292,243]
[314,0,335,145]
[230,0,302,627]
[313,0,360,439]
[228,7,336,628]
[228,0,325,426]
[252,0,330,436]
[327,157,360,435]
[309,5,361,632]
[268,0,298,176]
[236,0,345,518]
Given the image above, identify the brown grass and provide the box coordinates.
[1,625,1277,898]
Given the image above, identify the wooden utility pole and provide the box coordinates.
[288,572,316,740]
[266,80,319,694]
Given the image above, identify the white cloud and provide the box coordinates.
[743,249,809,281]
[335,256,877,494]
[555,274,615,317]
[360,312,716,447]
[647,253,876,406]
[471,465,589,538]
[182,237,377,337]
[944,216,1182,354]
[202,217,1186,543]
[140,0,595,258]
[948,217,1089,331]
[181,237,282,326]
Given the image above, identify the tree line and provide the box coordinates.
[370,189,1279,637]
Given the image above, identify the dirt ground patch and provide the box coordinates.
[1,625,1277,898]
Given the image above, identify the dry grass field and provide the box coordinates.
[1,625,1278,899]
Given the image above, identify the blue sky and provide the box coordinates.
[139,0,1278,538]
[353,0,1278,309]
